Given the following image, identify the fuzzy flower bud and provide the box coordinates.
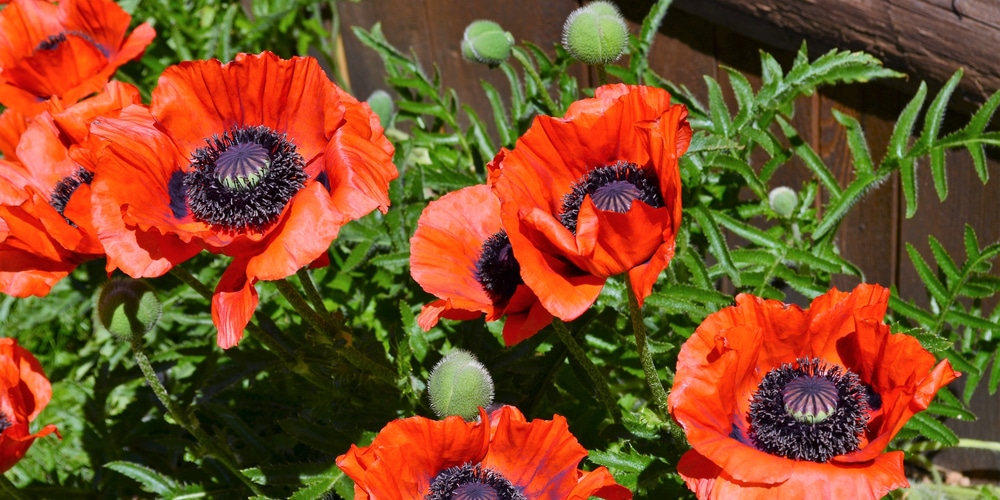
[768,186,799,218]
[427,349,495,421]
[562,1,628,65]
[461,20,514,66]
[366,89,394,131]
[95,277,161,342]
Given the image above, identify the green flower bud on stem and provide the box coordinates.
[562,1,628,65]
[366,89,394,131]
[461,20,514,66]
[96,277,161,342]
[427,349,494,421]
[769,186,799,218]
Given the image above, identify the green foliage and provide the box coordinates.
[3,0,999,498]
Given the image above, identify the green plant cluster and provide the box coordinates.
[2,0,999,498]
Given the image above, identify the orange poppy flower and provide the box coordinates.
[0,337,60,473]
[89,51,397,349]
[336,405,632,499]
[410,184,552,346]
[489,84,690,321]
[0,0,155,115]
[667,284,959,499]
[0,82,143,297]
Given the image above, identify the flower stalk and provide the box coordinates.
[626,279,671,415]
[127,334,265,496]
[552,319,622,423]
[510,49,560,115]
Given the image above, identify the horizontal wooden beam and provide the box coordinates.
[671,0,1000,107]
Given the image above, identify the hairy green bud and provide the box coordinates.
[366,89,394,130]
[95,278,161,342]
[769,186,799,218]
[461,20,514,66]
[562,1,628,65]
[427,349,494,421]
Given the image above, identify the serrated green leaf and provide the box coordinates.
[990,345,1000,395]
[899,155,918,218]
[930,147,947,201]
[907,411,960,446]
[105,461,178,496]
[888,82,927,160]
[943,348,981,376]
[482,81,513,148]
[927,235,961,284]
[926,401,976,422]
[588,447,657,473]
[906,243,948,305]
[777,116,842,197]
[706,155,766,198]
[813,171,880,240]
[945,310,999,332]
[705,76,732,137]
[289,469,349,500]
[712,211,782,249]
[962,350,993,403]
[690,207,741,288]
[832,108,874,175]
[723,66,755,130]
[920,69,962,150]
[965,224,981,261]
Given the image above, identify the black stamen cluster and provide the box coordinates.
[49,167,93,226]
[426,463,526,500]
[748,357,870,463]
[0,411,10,433]
[559,161,663,234]
[475,230,522,303]
[36,31,109,57]
[184,125,306,234]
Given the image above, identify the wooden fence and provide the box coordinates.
[336,0,1000,476]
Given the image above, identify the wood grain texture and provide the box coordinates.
[671,0,1000,107]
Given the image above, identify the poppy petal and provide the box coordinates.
[212,258,258,349]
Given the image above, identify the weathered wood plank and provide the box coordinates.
[671,0,1000,107]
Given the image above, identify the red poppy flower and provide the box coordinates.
[89,51,397,349]
[0,82,141,297]
[0,337,60,473]
[410,184,552,346]
[489,84,690,321]
[337,405,631,499]
[667,284,959,499]
[0,0,155,115]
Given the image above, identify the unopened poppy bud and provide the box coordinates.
[768,186,798,218]
[461,20,514,67]
[562,1,628,65]
[366,89,393,130]
[95,277,161,342]
[427,349,494,421]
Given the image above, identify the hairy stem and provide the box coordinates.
[511,49,560,115]
[128,336,264,496]
[626,279,670,415]
[552,319,622,423]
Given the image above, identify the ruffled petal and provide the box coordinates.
[211,257,258,349]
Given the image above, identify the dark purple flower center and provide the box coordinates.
[0,411,10,433]
[425,463,525,500]
[559,161,663,234]
[782,375,839,423]
[748,357,870,463]
[475,230,523,303]
[49,167,94,227]
[182,125,306,234]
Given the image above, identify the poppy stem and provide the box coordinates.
[275,278,397,386]
[595,64,608,86]
[296,268,329,318]
[167,267,329,389]
[510,49,561,115]
[626,279,671,416]
[127,336,266,497]
[552,319,623,424]
[0,475,28,500]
